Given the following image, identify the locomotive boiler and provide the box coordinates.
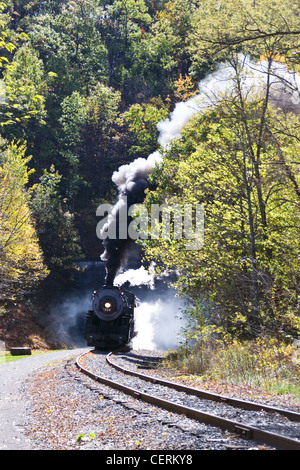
[84,286,136,350]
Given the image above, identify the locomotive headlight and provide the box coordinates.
[93,289,124,320]
[99,295,117,314]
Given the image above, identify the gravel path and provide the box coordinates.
[0,348,88,450]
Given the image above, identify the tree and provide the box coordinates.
[0,2,40,130]
[132,0,196,99]
[22,1,109,96]
[1,44,47,135]
[189,0,300,75]
[58,82,122,204]
[97,0,152,95]
[120,97,169,158]
[142,58,300,339]
[0,140,48,299]
[58,90,88,200]
[29,165,83,275]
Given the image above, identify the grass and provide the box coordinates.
[0,350,50,364]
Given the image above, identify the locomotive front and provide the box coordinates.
[84,286,136,350]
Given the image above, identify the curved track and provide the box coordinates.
[76,349,300,450]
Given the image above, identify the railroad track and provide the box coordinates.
[76,349,300,450]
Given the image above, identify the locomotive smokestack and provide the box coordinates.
[104,258,119,286]
[103,240,135,286]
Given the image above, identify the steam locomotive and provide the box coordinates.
[84,286,136,350]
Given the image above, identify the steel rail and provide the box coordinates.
[106,351,300,423]
[75,351,300,450]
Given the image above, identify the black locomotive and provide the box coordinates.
[84,286,136,350]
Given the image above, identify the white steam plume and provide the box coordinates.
[132,294,186,350]
[114,263,156,289]
[113,264,186,350]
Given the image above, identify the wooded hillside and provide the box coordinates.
[0,0,299,342]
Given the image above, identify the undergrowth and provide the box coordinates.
[164,338,300,399]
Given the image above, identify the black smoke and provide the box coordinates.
[100,154,161,285]
[102,184,147,285]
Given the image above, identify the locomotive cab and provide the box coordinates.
[84,286,136,350]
